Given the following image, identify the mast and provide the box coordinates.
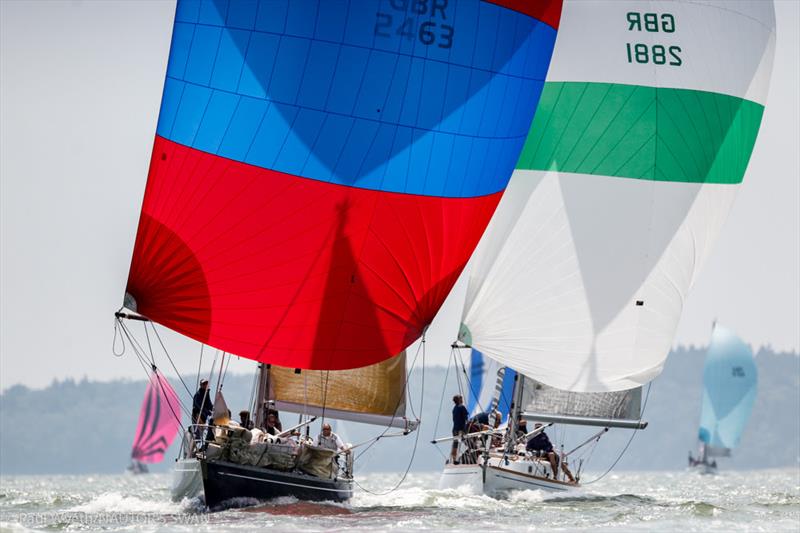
[254,363,271,428]
[505,372,524,454]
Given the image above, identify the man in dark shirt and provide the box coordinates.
[526,423,560,479]
[192,379,214,425]
[191,379,214,442]
[265,413,281,436]
[238,410,254,430]
[450,394,468,463]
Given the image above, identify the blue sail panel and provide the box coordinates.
[698,326,758,450]
[467,349,516,422]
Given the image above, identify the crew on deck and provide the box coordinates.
[527,423,576,483]
[317,423,346,452]
[450,394,468,464]
[192,379,214,441]
[265,413,281,436]
[239,410,254,430]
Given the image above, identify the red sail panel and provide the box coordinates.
[127,137,500,370]
[124,0,563,370]
[130,370,182,464]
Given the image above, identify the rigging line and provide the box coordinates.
[248,364,259,420]
[454,349,486,415]
[118,322,192,418]
[149,322,194,397]
[196,345,205,390]
[151,367,187,433]
[220,352,232,388]
[353,341,424,463]
[582,382,653,485]
[112,318,126,357]
[404,340,425,420]
[216,352,227,393]
[354,332,426,496]
[142,322,156,366]
[319,369,331,429]
[120,324,163,388]
[432,347,455,453]
[138,335,193,419]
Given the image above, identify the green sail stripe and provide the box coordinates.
[518,82,765,184]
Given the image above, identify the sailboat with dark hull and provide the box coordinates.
[171,350,417,507]
[118,0,562,507]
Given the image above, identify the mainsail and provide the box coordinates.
[123,0,563,371]
[267,351,412,429]
[519,378,644,429]
[698,324,757,455]
[459,0,775,391]
[130,370,182,464]
[465,349,643,428]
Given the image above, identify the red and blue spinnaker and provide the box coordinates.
[125,0,562,370]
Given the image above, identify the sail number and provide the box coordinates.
[732,366,746,377]
[625,12,682,67]
[375,0,454,49]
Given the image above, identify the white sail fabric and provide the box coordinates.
[460,0,775,392]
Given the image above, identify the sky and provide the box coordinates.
[1,0,798,390]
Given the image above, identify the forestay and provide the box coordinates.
[459,0,775,391]
[698,325,757,454]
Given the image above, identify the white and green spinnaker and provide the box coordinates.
[460,0,775,392]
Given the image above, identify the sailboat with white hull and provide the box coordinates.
[437,348,647,494]
[435,0,775,495]
[117,0,562,507]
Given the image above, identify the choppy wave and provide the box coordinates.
[69,491,182,514]
[0,469,798,531]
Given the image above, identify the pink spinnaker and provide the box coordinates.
[131,370,182,464]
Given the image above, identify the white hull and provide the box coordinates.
[439,455,576,496]
[171,458,203,502]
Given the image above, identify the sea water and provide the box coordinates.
[0,469,797,531]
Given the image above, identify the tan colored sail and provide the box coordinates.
[269,351,408,427]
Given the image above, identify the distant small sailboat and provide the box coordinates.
[689,324,758,474]
[128,368,182,474]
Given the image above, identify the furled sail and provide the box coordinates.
[268,351,412,429]
[459,0,775,391]
[698,324,757,455]
[131,370,182,464]
[123,0,563,371]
